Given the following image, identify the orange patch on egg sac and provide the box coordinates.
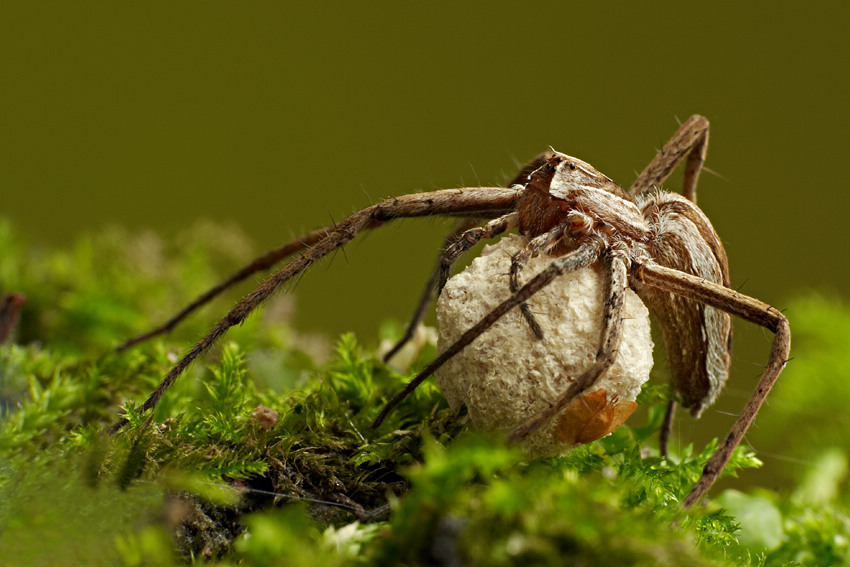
[555,389,638,446]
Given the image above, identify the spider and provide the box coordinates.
[113,115,790,509]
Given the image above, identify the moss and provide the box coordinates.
[0,218,848,566]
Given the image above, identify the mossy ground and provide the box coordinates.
[1,219,848,566]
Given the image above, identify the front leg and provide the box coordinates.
[629,114,709,204]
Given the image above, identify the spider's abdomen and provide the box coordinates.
[635,192,733,417]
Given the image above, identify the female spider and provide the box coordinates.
[115,115,790,509]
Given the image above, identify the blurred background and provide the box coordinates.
[2,3,848,491]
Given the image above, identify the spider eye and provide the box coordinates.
[554,156,563,163]
[569,163,576,170]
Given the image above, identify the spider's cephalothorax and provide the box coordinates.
[518,154,647,242]
[116,115,790,509]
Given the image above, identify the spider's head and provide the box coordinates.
[527,151,611,193]
[530,151,631,205]
[544,152,615,196]
[518,150,635,237]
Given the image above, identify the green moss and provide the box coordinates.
[0,218,848,566]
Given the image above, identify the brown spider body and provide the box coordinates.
[115,115,790,509]
[518,154,647,241]
[513,151,732,419]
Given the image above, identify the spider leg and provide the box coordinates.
[372,240,601,429]
[509,226,567,340]
[629,114,709,204]
[382,152,551,363]
[506,252,628,444]
[382,217,481,364]
[120,171,535,355]
[432,150,555,298]
[116,223,339,352]
[436,213,519,295]
[384,213,518,364]
[0,293,26,343]
[110,186,519,433]
[630,115,714,455]
[659,400,677,458]
[632,261,791,508]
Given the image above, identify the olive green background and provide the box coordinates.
[2,4,848,485]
